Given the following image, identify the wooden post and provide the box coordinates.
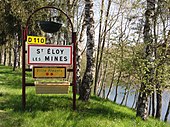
[22,27,27,110]
[72,32,77,110]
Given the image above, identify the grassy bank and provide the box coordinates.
[0,65,168,127]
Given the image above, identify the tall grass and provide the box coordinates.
[0,65,169,127]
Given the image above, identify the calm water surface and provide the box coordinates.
[104,86,170,122]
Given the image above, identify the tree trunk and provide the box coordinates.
[148,96,151,116]
[155,83,162,119]
[154,0,167,120]
[132,91,137,109]
[0,46,2,64]
[113,71,121,103]
[98,63,105,97]
[164,99,170,122]
[113,85,119,103]
[136,0,155,120]
[151,90,155,117]
[98,74,106,97]
[125,85,131,106]
[136,83,149,120]
[135,93,139,110]
[106,63,116,99]
[13,39,19,71]
[98,33,110,97]
[94,0,104,95]
[102,83,105,99]
[120,86,127,105]
[77,16,86,94]
[8,44,12,66]
[79,0,95,101]
[94,0,112,95]
[18,46,21,68]
[3,46,7,66]
[13,48,17,71]
[125,76,131,106]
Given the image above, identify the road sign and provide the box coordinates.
[28,44,72,65]
[27,36,46,44]
[33,66,66,78]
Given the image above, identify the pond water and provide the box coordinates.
[103,86,170,122]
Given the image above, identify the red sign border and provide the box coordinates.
[28,44,72,65]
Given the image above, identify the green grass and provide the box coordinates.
[0,65,169,127]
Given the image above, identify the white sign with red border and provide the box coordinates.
[28,44,72,65]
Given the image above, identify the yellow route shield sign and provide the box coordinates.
[33,67,66,78]
[27,36,46,44]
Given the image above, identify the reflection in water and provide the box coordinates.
[102,86,170,122]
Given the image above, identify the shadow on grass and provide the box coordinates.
[0,66,34,90]
[0,91,136,127]
[0,94,73,112]
[1,93,135,119]
[0,65,19,74]
[0,78,22,89]
[0,67,22,88]
[0,93,73,126]
[61,96,136,127]
[78,100,135,120]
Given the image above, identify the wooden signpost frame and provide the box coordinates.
[22,6,77,110]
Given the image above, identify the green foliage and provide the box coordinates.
[101,43,141,87]
[0,65,169,127]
